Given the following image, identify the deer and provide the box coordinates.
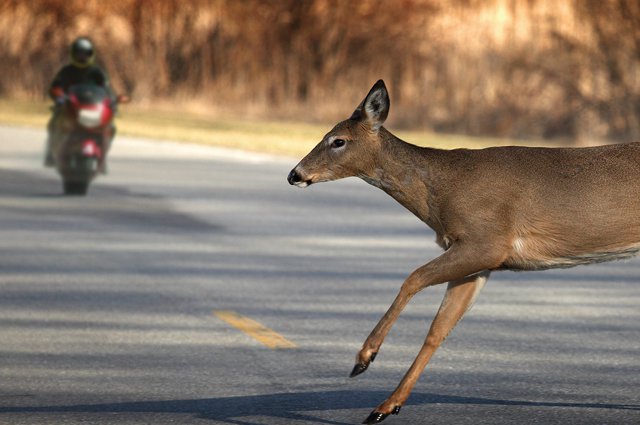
[287,80,640,423]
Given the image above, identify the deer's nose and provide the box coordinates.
[287,169,302,185]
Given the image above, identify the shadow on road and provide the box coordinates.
[1,390,637,424]
[0,168,61,197]
[0,168,224,235]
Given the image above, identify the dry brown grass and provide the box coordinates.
[0,0,638,143]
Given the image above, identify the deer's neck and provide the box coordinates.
[360,130,445,230]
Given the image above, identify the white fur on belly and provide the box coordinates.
[507,237,640,271]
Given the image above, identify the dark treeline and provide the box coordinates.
[1,0,639,142]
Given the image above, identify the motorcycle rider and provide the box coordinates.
[45,37,116,168]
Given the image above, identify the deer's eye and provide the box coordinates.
[331,139,346,149]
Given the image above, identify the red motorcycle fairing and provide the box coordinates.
[81,139,102,158]
[54,83,117,195]
[68,94,113,131]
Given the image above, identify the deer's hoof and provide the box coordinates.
[350,362,369,377]
[362,406,401,424]
[349,352,377,377]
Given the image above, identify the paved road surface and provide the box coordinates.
[0,125,638,424]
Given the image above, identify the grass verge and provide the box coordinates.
[0,98,547,158]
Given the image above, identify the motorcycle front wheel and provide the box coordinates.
[63,181,89,196]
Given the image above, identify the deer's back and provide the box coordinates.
[431,142,640,270]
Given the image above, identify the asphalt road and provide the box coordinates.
[0,125,638,425]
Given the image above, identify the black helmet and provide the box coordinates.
[70,37,95,68]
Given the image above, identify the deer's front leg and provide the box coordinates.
[351,245,498,377]
[364,270,490,423]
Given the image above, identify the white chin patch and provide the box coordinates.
[294,181,309,188]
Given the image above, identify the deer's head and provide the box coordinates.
[287,80,390,187]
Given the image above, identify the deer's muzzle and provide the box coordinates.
[287,169,300,185]
[287,168,310,187]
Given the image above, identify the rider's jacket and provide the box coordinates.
[49,64,114,100]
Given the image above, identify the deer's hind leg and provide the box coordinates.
[363,271,490,424]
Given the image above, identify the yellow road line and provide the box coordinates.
[213,310,297,349]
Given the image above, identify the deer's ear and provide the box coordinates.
[350,80,390,131]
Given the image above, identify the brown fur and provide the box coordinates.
[287,80,639,422]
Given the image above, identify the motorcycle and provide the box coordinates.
[51,84,128,195]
